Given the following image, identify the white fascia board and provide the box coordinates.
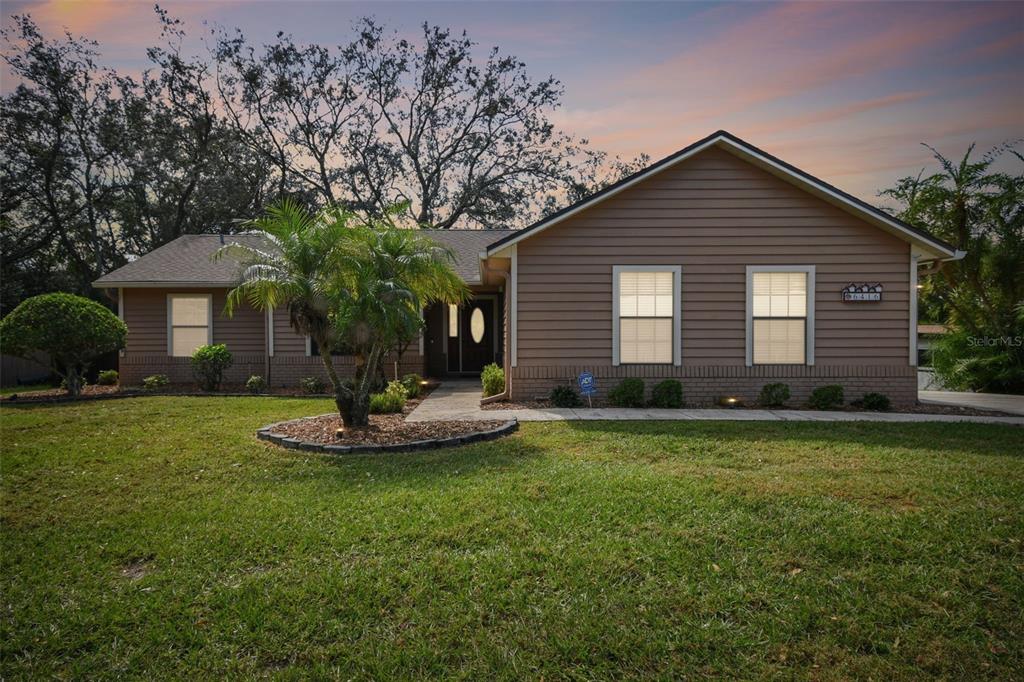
[94,281,237,289]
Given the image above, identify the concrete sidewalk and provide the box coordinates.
[920,390,1024,416]
[408,381,1024,426]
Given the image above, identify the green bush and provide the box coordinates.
[370,381,407,414]
[96,370,119,386]
[550,385,583,408]
[859,392,891,412]
[759,382,791,408]
[649,379,683,408]
[401,373,424,399]
[301,376,326,394]
[0,292,127,396]
[808,385,844,410]
[60,374,86,391]
[190,344,233,392]
[246,375,267,394]
[481,363,505,397]
[143,374,169,390]
[608,378,645,408]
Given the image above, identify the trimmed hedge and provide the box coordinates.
[808,385,844,410]
[608,378,645,408]
[649,379,683,408]
[759,383,791,408]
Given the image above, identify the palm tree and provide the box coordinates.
[219,199,467,426]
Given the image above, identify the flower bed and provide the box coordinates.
[258,414,516,454]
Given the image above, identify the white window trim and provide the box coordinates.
[745,265,815,367]
[267,307,275,357]
[909,253,919,366]
[510,244,518,368]
[612,265,682,366]
[166,293,213,357]
[117,288,125,357]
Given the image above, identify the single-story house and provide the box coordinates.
[94,131,961,405]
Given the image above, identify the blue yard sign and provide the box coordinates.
[577,372,596,407]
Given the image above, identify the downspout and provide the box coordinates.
[480,265,512,405]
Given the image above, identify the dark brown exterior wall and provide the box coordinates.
[119,287,425,387]
[510,146,916,405]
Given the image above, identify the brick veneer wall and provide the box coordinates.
[120,350,427,389]
[509,364,918,406]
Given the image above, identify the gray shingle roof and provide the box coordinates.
[93,230,517,287]
[424,229,517,283]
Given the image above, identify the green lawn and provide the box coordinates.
[2,397,1022,679]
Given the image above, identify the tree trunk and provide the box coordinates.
[62,366,83,397]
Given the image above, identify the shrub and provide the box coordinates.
[860,392,891,412]
[143,374,169,390]
[401,373,424,399]
[550,385,583,408]
[246,375,267,394]
[649,379,683,408]
[190,344,232,392]
[759,382,791,408]
[808,385,844,410]
[608,378,645,408]
[0,292,127,396]
[96,369,119,386]
[60,374,87,390]
[301,376,326,394]
[370,380,407,414]
[481,363,505,397]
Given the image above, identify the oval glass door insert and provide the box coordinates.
[470,307,485,343]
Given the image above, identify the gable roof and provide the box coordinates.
[486,130,960,260]
[93,229,518,288]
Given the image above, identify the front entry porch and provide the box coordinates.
[424,293,504,378]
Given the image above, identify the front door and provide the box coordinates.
[446,299,496,373]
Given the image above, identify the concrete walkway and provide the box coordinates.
[920,390,1024,416]
[408,381,1024,426]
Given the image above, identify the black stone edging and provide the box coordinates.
[256,416,519,455]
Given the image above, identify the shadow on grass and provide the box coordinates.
[558,418,1024,459]
[270,432,545,487]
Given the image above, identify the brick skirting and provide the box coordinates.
[509,364,918,406]
[120,352,427,389]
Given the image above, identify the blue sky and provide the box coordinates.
[3,1,1022,201]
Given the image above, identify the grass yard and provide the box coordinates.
[2,397,1022,679]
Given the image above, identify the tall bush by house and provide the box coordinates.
[481,363,505,397]
[190,344,233,392]
[0,293,126,397]
[608,378,645,408]
[649,380,683,408]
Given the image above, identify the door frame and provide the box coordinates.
[444,295,500,375]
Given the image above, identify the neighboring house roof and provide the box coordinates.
[93,229,518,288]
[917,324,949,335]
[485,130,960,260]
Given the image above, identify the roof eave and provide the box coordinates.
[92,280,239,289]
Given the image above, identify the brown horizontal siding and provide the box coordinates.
[516,146,910,368]
[272,306,308,355]
[123,288,264,356]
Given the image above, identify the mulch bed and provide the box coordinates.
[269,413,506,447]
[1,381,439,404]
[481,398,1014,417]
[1,385,122,402]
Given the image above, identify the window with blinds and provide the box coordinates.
[751,271,807,364]
[169,295,210,357]
[618,270,674,364]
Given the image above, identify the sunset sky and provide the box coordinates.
[2,0,1022,203]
